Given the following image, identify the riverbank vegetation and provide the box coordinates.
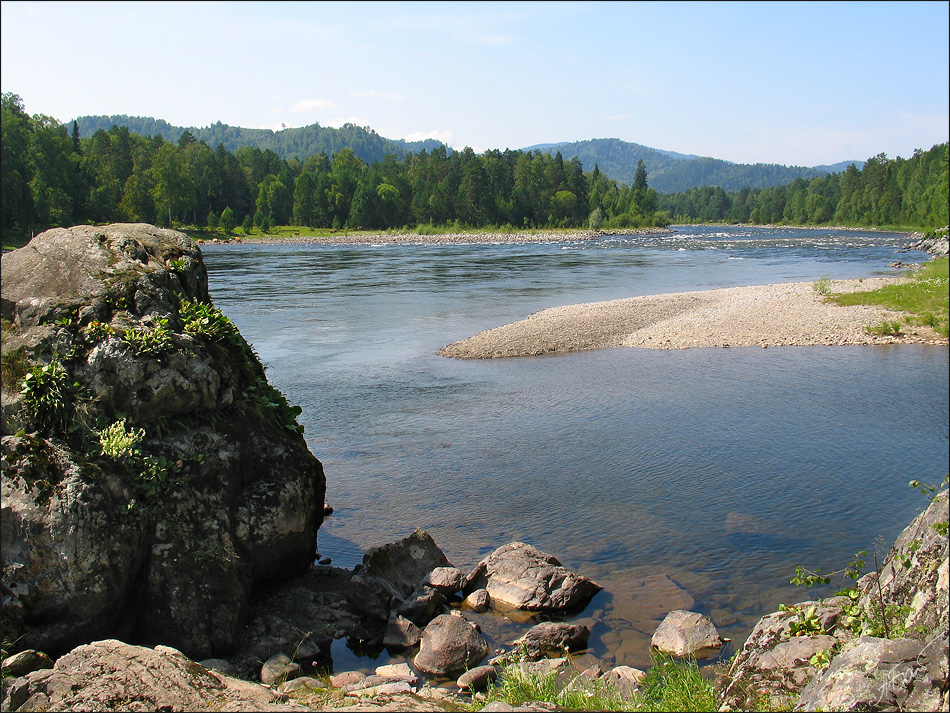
[658,144,948,228]
[827,256,949,338]
[4,93,947,246]
[473,653,718,712]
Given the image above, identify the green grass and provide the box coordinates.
[477,653,717,712]
[828,257,949,338]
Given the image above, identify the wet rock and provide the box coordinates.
[413,613,490,677]
[0,639,305,712]
[510,622,592,660]
[462,542,601,613]
[383,612,424,650]
[651,609,723,659]
[463,588,491,612]
[397,583,449,627]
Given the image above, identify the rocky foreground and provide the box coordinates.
[2,491,948,712]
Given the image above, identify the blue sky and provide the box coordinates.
[2,0,948,166]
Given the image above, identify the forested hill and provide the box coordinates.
[73,115,444,166]
[525,138,863,193]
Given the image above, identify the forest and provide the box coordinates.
[2,92,947,238]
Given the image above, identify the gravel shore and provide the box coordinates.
[202,227,673,247]
[438,277,944,358]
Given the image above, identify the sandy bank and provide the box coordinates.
[438,277,946,358]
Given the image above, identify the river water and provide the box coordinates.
[202,226,948,671]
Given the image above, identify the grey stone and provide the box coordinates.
[397,583,449,627]
[383,612,424,650]
[355,528,452,608]
[462,542,601,613]
[1,649,53,677]
[651,609,723,659]
[424,566,465,594]
[511,622,591,660]
[260,652,302,685]
[457,664,499,692]
[413,614,490,677]
[603,665,646,696]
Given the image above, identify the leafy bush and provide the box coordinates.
[179,299,242,346]
[121,319,174,357]
[20,361,77,434]
[98,419,146,459]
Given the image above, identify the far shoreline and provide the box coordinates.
[196,223,923,248]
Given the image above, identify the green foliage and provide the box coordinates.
[82,319,116,342]
[831,258,949,338]
[179,298,242,346]
[812,274,832,295]
[865,319,903,336]
[239,379,304,435]
[98,418,145,459]
[632,653,718,712]
[787,605,824,637]
[20,361,78,434]
[121,318,174,357]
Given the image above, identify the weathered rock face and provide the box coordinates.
[719,490,950,712]
[0,639,305,712]
[1,224,325,659]
[462,542,602,613]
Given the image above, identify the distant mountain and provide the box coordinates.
[73,114,864,194]
[73,115,444,165]
[524,138,865,193]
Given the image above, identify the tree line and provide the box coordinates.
[1,93,668,236]
[657,145,949,228]
[3,92,947,237]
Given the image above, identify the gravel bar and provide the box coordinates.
[437,278,942,358]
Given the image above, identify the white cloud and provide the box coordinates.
[269,106,283,115]
[290,98,337,114]
[400,129,454,144]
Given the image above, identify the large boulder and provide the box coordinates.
[413,614,490,677]
[1,224,325,659]
[462,542,602,613]
[0,639,307,712]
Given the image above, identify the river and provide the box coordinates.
[202,225,949,671]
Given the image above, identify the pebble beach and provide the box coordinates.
[437,277,943,358]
